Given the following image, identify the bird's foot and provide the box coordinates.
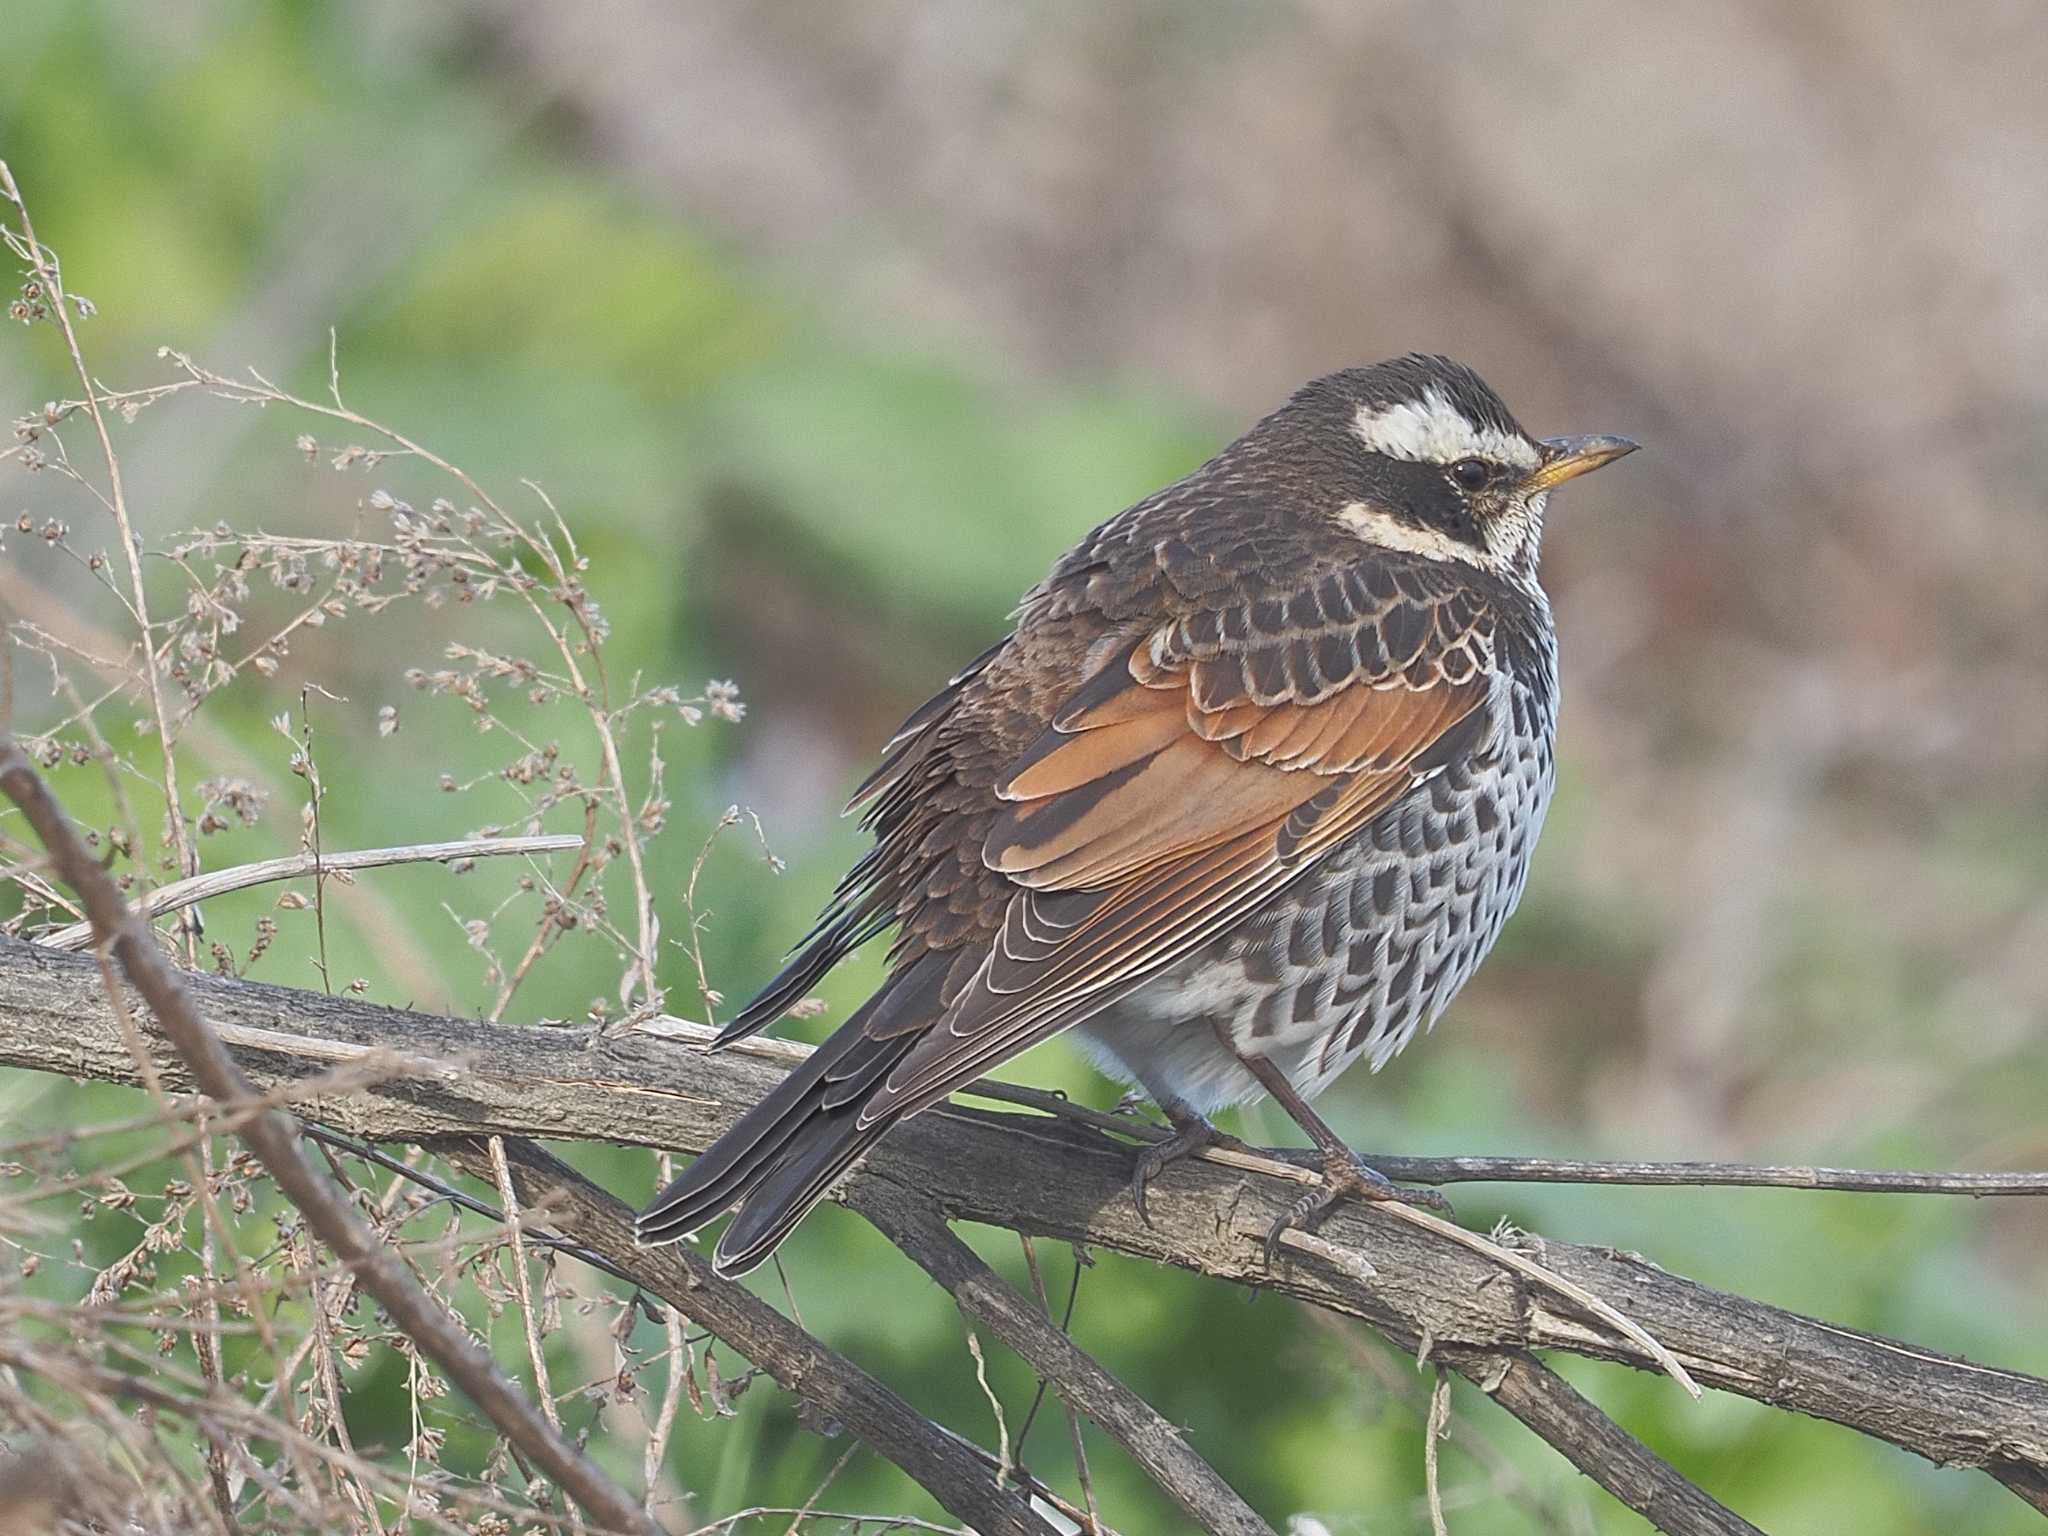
[1261,1149,1454,1269]
[1130,1116,1250,1227]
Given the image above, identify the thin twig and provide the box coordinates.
[955,1076,2048,1198]
[83,937,242,1532]
[159,351,665,1012]
[1466,1353,1764,1536]
[297,1226,389,1534]
[1298,1309,1587,1534]
[39,834,582,951]
[493,805,600,1020]
[641,1149,691,1517]
[0,1334,596,1536]
[293,690,333,993]
[1363,1205,1701,1399]
[654,1022,2048,1199]
[782,1441,860,1536]
[300,1125,639,1284]
[1012,1248,1083,1455]
[683,1513,964,1536]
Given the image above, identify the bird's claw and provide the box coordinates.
[1261,1152,1454,1268]
[1129,1119,1249,1228]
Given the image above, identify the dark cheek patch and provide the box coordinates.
[1347,451,1502,556]
[1388,460,1489,552]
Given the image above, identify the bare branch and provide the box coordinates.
[942,1074,2048,1199]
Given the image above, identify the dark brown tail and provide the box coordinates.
[635,955,944,1274]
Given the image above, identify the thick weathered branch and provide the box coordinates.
[2,936,2045,1518]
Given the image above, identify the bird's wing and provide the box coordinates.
[859,558,1498,1125]
[710,636,1010,1045]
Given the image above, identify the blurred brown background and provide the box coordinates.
[474,0,2048,1158]
[6,2,2046,1528]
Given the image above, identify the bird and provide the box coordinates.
[638,354,1637,1276]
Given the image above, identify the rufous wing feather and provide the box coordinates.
[860,600,1493,1121]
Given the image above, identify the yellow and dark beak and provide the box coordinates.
[1525,434,1639,492]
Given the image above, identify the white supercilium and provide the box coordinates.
[1350,388,1541,473]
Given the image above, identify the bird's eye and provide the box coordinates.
[1449,458,1491,492]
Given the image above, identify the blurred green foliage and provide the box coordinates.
[1,4,2041,1533]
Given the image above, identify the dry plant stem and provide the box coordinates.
[495,803,602,1019]
[0,743,664,1536]
[642,1149,690,1516]
[0,1057,440,1215]
[1424,1370,1451,1536]
[297,1226,389,1534]
[487,1133,583,1536]
[431,1134,1060,1536]
[1,169,235,1519]
[0,1334,587,1536]
[1299,1310,1585,1534]
[0,163,199,943]
[960,1322,1012,1484]
[1356,1296,1758,1535]
[0,567,456,1000]
[685,1516,965,1536]
[857,1193,1276,1536]
[91,948,280,1528]
[1019,1234,1100,1536]
[7,948,2048,1522]
[194,1141,243,1536]
[782,1441,861,1536]
[39,833,584,950]
[508,478,658,1011]
[300,1125,641,1284]
[163,354,662,1010]
[487,1136,569,1444]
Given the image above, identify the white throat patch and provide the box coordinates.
[1351,388,1540,473]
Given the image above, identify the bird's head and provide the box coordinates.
[1287,355,1636,586]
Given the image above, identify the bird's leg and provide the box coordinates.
[1233,1049,1454,1268]
[1129,1096,1250,1228]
